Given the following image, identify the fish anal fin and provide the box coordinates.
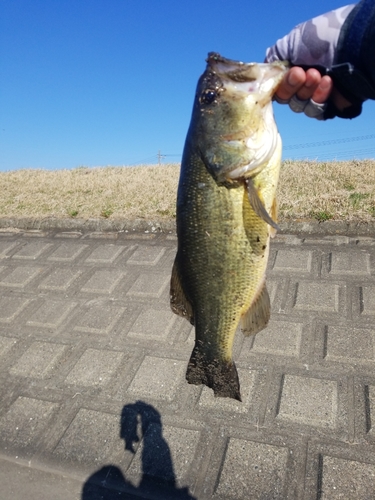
[241,282,270,336]
[186,346,241,401]
[245,178,280,232]
[170,259,194,325]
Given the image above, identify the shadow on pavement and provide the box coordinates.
[82,401,196,499]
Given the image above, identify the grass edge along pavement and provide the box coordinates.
[1,216,375,237]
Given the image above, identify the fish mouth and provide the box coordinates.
[206,52,288,96]
[207,52,262,83]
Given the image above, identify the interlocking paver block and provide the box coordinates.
[84,244,125,263]
[0,336,16,357]
[9,341,67,378]
[251,321,302,357]
[65,348,123,386]
[127,273,170,298]
[127,246,165,265]
[325,326,375,363]
[39,268,82,291]
[27,300,77,328]
[199,369,255,413]
[128,356,185,401]
[47,243,88,262]
[0,396,59,448]
[0,231,374,496]
[273,249,313,272]
[12,242,53,260]
[81,269,125,294]
[127,424,200,484]
[329,251,371,275]
[320,455,375,499]
[0,241,18,258]
[361,286,375,316]
[128,308,176,340]
[294,282,339,312]
[0,296,30,323]
[0,266,43,288]
[277,375,338,428]
[53,409,124,464]
[215,439,289,499]
[73,304,124,334]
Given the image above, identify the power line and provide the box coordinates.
[284,134,375,150]
[285,147,375,161]
[131,155,158,165]
[125,152,182,166]
[129,139,375,166]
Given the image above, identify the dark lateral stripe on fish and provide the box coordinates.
[245,178,280,231]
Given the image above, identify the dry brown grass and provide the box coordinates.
[0,160,374,222]
[0,164,179,220]
[279,159,375,222]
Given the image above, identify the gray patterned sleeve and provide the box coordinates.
[265,5,356,120]
[266,5,355,67]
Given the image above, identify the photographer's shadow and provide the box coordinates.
[82,401,196,499]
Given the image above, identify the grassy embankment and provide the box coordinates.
[0,160,374,222]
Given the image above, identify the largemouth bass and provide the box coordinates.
[170,53,287,401]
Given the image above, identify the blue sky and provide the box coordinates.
[1,0,374,171]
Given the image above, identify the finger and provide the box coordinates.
[296,68,322,100]
[275,67,306,101]
[312,75,333,104]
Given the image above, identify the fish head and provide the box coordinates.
[191,53,288,183]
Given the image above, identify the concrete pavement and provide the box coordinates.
[0,227,375,499]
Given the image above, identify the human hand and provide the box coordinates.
[265,4,356,119]
[276,67,332,107]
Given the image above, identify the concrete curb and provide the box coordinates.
[0,216,375,236]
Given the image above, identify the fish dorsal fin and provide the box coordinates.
[170,259,194,325]
[241,282,270,336]
[245,178,280,232]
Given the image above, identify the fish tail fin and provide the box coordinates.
[186,346,241,401]
[241,282,270,336]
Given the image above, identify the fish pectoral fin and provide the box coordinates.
[241,282,271,336]
[270,197,278,238]
[170,259,194,325]
[245,178,280,232]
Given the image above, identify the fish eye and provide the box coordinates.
[200,89,217,105]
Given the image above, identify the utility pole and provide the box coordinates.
[157,150,166,165]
